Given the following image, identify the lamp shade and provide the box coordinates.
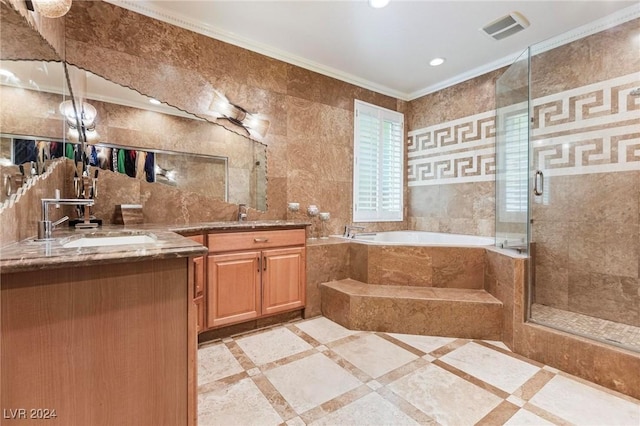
[33,0,72,18]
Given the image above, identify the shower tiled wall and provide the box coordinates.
[529,19,640,327]
[408,17,640,326]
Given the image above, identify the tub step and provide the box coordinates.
[320,279,502,340]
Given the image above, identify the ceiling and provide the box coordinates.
[97,1,640,100]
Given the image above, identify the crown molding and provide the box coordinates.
[406,51,525,101]
[104,1,639,103]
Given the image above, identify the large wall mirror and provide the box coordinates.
[0,2,268,214]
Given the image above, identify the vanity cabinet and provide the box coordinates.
[206,229,306,329]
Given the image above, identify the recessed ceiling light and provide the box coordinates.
[369,0,390,9]
[429,57,445,67]
[149,98,161,105]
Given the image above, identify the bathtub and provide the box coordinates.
[343,231,494,247]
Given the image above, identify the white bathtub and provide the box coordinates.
[343,231,494,247]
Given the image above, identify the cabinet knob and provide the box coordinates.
[254,238,269,243]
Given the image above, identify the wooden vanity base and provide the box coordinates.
[1,258,196,426]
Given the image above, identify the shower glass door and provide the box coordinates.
[526,18,640,352]
[495,49,529,254]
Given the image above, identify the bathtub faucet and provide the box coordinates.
[343,225,365,238]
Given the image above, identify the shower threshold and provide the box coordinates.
[530,304,640,353]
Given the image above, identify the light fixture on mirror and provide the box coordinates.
[154,165,177,183]
[59,99,99,143]
[29,0,72,18]
[209,91,270,138]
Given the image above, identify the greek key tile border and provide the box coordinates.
[408,72,640,187]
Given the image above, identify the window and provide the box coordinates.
[498,109,528,222]
[353,100,404,222]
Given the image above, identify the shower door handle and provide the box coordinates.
[534,170,544,196]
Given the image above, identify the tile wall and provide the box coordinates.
[58,1,408,235]
[407,18,640,326]
[528,19,640,327]
[407,70,503,237]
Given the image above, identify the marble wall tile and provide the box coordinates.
[320,284,353,329]
[93,168,141,223]
[408,68,504,130]
[568,273,640,327]
[0,158,67,245]
[286,65,397,112]
[532,221,569,270]
[287,139,352,183]
[305,243,351,318]
[604,223,639,279]
[533,265,569,310]
[409,181,495,237]
[407,185,442,219]
[1,2,61,61]
[0,86,66,140]
[348,243,369,283]
[23,0,411,232]
[431,247,485,289]
[530,19,640,99]
[366,246,433,286]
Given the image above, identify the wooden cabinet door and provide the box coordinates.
[261,247,306,316]
[207,251,261,328]
[193,256,204,297]
[195,296,204,333]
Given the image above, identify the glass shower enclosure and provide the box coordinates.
[496,15,640,353]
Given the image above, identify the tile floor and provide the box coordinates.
[531,303,640,352]
[197,316,640,426]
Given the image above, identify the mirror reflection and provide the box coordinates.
[0,59,268,211]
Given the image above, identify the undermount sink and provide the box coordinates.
[62,233,157,248]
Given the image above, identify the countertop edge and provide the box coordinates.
[0,221,310,273]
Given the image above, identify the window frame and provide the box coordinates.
[352,100,404,223]
[497,105,529,223]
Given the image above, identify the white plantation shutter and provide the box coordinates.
[353,100,404,222]
[503,111,528,218]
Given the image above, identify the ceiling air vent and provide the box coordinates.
[482,12,530,40]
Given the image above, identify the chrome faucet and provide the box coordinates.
[237,203,248,222]
[343,225,365,238]
[37,198,95,240]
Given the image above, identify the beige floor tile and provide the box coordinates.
[309,392,420,426]
[388,364,502,425]
[295,316,357,344]
[198,342,244,385]
[235,326,313,365]
[331,334,419,378]
[388,333,456,353]
[528,375,640,425]
[439,342,540,393]
[264,352,362,414]
[483,340,512,351]
[198,378,282,426]
[504,408,555,425]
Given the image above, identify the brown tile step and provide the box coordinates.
[320,279,503,340]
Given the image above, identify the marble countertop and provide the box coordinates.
[0,220,310,273]
[163,220,310,234]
